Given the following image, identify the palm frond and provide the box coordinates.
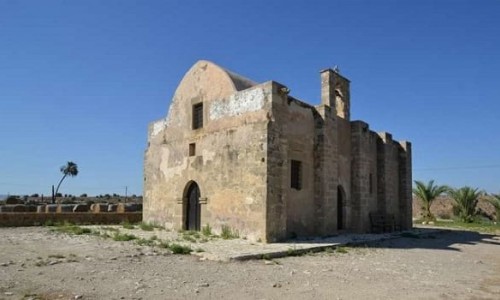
[448,186,482,223]
[413,180,447,221]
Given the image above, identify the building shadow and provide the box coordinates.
[285,228,500,252]
[360,229,500,252]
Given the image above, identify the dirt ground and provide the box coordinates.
[1,227,499,300]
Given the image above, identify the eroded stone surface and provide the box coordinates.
[144,61,412,242]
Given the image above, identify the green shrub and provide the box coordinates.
[336,246,349,254]
[286,248,302,257]
[182,235,196,242]
[100,226,119,232]
[201,224,212,236]
[136,238,155,246]
[413,180,448,221]
[169,243,192,254]
[121,221,135,229]
[448,187,482,223]
[51,224,92,235]
[100,232,111,239]
[324,247,334,254]
[221,225,239,239]
[44,220,55,227]
[113,233,137,241]
[261,254,271,260]
[5,195,21,204]
[139,222,154,231]
[158,241,170,249]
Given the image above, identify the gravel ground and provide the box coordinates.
[0,227,499,300]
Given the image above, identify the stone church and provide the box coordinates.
[144,60,412,242]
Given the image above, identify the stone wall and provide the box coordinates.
[144,61,272,241]
[144,61,413,242]
[266,83,317,240]
[350,121,378,232]
[374,132,412,230]
[0,212,142,227]
[313,105,337,236]
[337,117,352,230]
[398,141,412,229]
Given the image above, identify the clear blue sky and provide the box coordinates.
[1,0,499,196]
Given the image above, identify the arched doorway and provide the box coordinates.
[337,186,345,230]
[184,181,201,231]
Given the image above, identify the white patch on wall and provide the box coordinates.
[209,88,265,120]
[151,118,167,137]
[244,196,255,205]
[160,148,187,180]
[202,149,217,164]
[165,100,181,127]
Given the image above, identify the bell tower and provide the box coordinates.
[320,67,350,120]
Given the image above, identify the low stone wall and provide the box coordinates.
[0,203,143,214]
[0,205,38,213]
[0,212,142,227]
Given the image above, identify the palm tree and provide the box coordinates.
[487,194,500,222]
[448,186,482,223]
[413,180,448,221]
[53,161,78,203]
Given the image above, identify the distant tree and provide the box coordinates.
[448,186,482,223]
[104,194,111,200]
[30,193,39,198]
[5,195,21,204]
[413,180,448,221]
[53,161,78,203]
[487,194,500,222]
[131,194,137,198]
[112,193,119,198]
[80,193,88,198]
[64,194,68,198]
[55,193,63,197]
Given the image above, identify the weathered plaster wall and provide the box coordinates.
[144,61,272,241]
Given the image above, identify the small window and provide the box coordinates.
[192,103,203,129]
[369,173,373,194]
[291,160,302,190]
[189,143,196,156]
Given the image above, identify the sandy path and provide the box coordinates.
[1,227,499,300]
